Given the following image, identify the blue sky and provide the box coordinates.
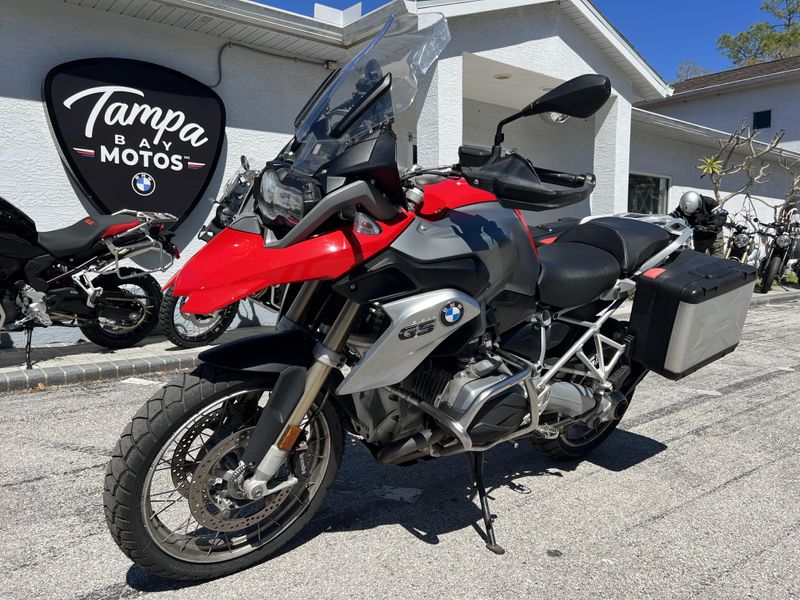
[257,1,768,81]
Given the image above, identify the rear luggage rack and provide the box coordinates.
[101,210,178,279]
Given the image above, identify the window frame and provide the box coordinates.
[627,172,671,215]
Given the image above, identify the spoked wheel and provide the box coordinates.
[758,255,782,294]
[79,267,161,348]
[160,286,238,349]
[104,365,343,580]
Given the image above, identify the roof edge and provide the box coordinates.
[632,107,800,159]
[643,68,800,108]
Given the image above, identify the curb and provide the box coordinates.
[0,352,200,393]
[2,291,798,394]
[749,289,800,306]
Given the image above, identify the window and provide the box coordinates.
[628,174,669,214]
[753,110,772,130]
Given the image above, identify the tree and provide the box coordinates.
[776,151,800,216]
[673,60,711,83]
[697,121,785,206]
[717,0,800,66]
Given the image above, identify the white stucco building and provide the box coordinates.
[0,0,797,344]
[633,56,800,218]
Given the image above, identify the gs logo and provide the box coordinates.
[398,318,436,340]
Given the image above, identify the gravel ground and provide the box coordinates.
[1,301,798,600]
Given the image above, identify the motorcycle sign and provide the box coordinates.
[43,58,225,226]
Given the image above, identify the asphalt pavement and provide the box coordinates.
[1,301,799,599]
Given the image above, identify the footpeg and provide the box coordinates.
[531,424,560,440]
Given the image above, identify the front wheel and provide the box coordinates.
[160,285,238,349]
[104,364,343,581]
[758,255,782,294]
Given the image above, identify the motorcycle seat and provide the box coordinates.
[553,217,672,276]
[38,215,141,258]
[537,242,621,308]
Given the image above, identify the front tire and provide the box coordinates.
[758,255,782,294]
[104,364,343,581]
[160,285,238,349]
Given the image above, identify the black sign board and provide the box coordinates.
[43,58,225,226]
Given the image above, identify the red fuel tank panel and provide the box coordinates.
[173,211,414,314]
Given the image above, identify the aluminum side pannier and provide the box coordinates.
[628,250,756,380]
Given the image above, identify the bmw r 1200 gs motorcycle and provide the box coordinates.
[0,199,178,367]
[105,13,756,580]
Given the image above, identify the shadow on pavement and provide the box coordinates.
[125,426,665,591]
[0,339,113,369]
[126,565,203,593]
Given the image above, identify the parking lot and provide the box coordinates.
[1,301,798,600]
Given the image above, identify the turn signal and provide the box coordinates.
[353,211,382,235]
[278,425,303,451]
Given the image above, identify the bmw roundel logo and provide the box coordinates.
[131,172,155,196]
[440,301,464,326]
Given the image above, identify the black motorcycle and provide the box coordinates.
[757,216,800,293]
[160,156,285,348]
[0,198,178,367]
[724,219,756,263]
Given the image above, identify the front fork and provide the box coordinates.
[241,282,361,499]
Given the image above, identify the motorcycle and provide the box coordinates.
[756,211,800,293]
[724,218,757,263]
[160,156,285,348]
[104,12,757,581]
[0,198,178,367]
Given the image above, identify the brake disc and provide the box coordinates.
[170,410,222,496]
[187,427,292,532]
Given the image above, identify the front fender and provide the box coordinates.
[198,329,314,373]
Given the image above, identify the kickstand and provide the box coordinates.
[466,452,505,555]
[24,326,34,370]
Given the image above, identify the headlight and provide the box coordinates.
[733,233,750,249]
[258,169,306,227]
[776,233,792,248]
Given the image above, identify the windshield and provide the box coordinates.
[291,12,450,175]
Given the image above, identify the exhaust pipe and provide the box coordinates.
[377,428,445,464]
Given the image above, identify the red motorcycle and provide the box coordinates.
[104,12,756,580]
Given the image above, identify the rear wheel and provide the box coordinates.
[79,268,161,348]
[758,255,782,294]
[531,403,629,460]
[104,364,343,581]
[160,285,238,349]
[532,337,639,460]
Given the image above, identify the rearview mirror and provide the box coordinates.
[521,74,611,119]
[493,74,611,146]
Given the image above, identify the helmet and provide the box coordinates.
[679,191,702,215]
